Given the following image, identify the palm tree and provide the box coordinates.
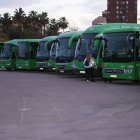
[13,8,26,30]
[38,12,49,35]
[58,17,69,32]
[48,18,60,35]
[28,11,39,30]
[1,13,12,33]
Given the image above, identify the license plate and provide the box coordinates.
[40,68,44,70]
[60,70,64,73]
[80,71,85,74]
[110,75,117,78]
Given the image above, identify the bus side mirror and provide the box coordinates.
[37,45,40,52]
[69,39,77,49]
[57,40,60,46]
[127,33,135,45]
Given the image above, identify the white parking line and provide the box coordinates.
[47,97,64,122]
[19,97,30,124]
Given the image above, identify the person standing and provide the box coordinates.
[84,53,96,82]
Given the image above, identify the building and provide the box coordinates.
[103,0,137,23]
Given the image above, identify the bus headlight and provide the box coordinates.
[125,68,133,74]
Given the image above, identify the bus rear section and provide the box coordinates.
[55,31,81,73]
[0,40,18,70]
[16,39,40,70]
[102,28,140,81]
[36,36,57,71]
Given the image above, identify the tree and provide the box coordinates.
[13,8,26,30]
[38,12,49,36]
[58,17,69,32]
[28,11,39,31]
[0,8,70,39]
[47,18,60,35]
[1,13,12,34]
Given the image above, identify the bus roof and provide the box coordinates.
[39,36,58,49]
[102,26,140,34]
[17,39,40,43]
[39,36,58,42]
[4,39,23,46]
[84,23,140,34]
[58,31,83,39]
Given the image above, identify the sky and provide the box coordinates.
[0,0,140,30]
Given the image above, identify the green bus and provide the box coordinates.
[102,26,140,82]
[55,31,82,73]
[16,39,40,70]
[73,23,140,77]
[0,39,20,70]
[36,36,57,71]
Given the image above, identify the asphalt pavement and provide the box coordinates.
[0,70,140,140]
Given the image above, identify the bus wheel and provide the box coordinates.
[133,80,139,83]
[104,78,107,83]
[109,79,112,83]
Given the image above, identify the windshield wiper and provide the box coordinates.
[75,55,86,61]
[0,56,10,59]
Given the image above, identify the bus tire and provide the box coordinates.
[104,78,107,83]
[109,79,112,83]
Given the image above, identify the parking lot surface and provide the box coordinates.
[0,71,140,140]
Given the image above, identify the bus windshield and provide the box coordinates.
[18,42,29,59]
[56,37,70,58]
[50,42,57,59]
[37,41,50,60]
[75,33,97,61]
[1,44,12,59]
[103,32,134,62]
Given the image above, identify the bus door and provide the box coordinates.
[30,42,38,59]
[134,32,140,81]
